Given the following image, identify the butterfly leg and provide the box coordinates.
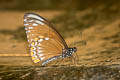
[72,55,77,66]
[67,56,74,66]
[54,58,64,66]
[74,52,80,65]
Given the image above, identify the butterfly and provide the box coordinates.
[24,13,77,66]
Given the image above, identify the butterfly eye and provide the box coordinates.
[73,47,77,52]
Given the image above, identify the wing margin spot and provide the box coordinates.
[35,20,44,25]
[27,14,44,21]
[32,23,38,26]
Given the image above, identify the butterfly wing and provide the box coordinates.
[24,13,68,64]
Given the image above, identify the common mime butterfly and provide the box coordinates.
[24,13,77,66]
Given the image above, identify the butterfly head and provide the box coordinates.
[62,47,77,58]
[68,47,77,54]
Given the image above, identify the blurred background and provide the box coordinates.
[0,0,120,66]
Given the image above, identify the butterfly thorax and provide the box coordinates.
[62,47,77,58]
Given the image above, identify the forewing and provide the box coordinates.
[24,13,68,63]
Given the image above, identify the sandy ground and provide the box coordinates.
[0,11,119,66]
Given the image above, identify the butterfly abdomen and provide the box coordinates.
[42,55,62,65]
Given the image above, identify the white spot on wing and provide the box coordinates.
[33,51,36,55]
[25,27,27,30]
[38,54,44,57]
[38,50,42,53]
[31,47,36,50]
[32,23,38,26]
[27,14,44,21]
[27,31,31,33]
[28,27,33,29]
[38,39,43,42]
[35,42,37,46]
[27,35,29,38]
[24,24,29,26]
[45,37,49,40]
[35,20,44,25]
[29,20,34,22]
[37,47,42,49]
[24,19,27,22]
[33,55,37,58]
[40,57,44,60]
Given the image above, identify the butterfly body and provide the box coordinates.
[24,13,77,66]
[42,47,77,65]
